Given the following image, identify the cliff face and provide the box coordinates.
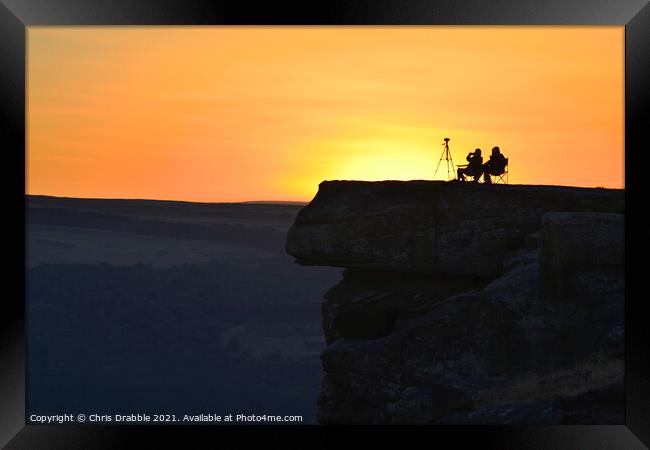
[286,181,625,424]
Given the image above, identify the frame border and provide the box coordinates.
[2,0,648,447]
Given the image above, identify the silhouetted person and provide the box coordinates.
[457,148,483,182]
[482,146,507,184]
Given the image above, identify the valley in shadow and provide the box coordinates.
[26,196,341,422]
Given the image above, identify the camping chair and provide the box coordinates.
[484,158,508,184]
[456,164,482,183]
[494,158,509,184]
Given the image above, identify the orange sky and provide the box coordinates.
[27,26,624,202]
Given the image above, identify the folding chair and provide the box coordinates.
[456,164,482,183]
[494,158,509,184]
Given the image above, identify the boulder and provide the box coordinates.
[286,181,623,276]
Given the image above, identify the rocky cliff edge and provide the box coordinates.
[286,181,624,424]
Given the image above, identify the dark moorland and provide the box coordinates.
[27,195,341,422]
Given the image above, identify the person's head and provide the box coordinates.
[475,148,481,156]
[491,146,500,155]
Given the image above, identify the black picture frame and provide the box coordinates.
[1,0,648,448]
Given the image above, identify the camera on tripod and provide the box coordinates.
[434,136,456,181]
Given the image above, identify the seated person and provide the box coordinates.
[482,146,507,184]
[457,148,483,182]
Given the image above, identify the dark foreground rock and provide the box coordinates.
[540,212,624,303]
[286,181,624,424]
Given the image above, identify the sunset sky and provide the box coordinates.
[27,27,624,202]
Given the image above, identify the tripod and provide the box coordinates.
[433,137,456,181]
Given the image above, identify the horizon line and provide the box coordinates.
[26,180,625,205]
[26,193,309,205]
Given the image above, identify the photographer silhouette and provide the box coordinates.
[457,149,483,182]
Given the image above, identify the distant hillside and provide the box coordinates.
[26,194,340,423]
[27,195,305,254]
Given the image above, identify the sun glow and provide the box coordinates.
[28,27,624,202]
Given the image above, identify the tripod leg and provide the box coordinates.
[448,150,456,180]
[433,147,447,180]
[445,157,449,181]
